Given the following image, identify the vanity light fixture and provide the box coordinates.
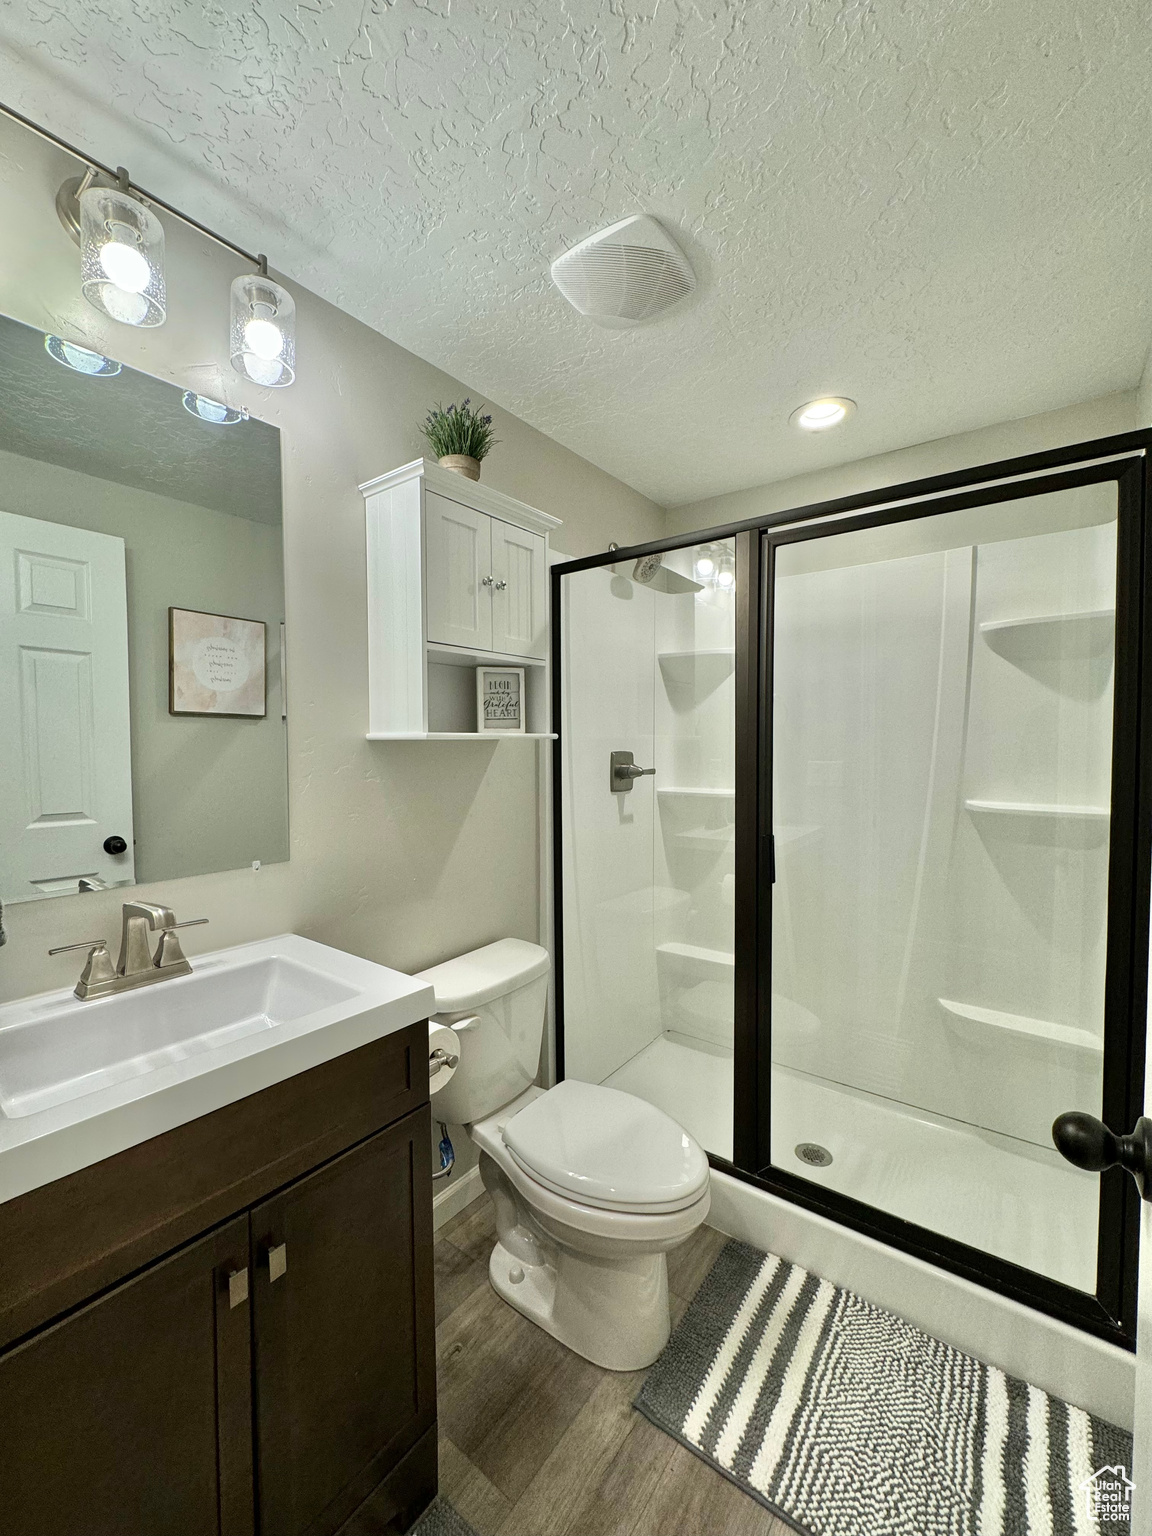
[182,392,248,425]
[44,334,122,376]
[790,396,856,432]
[57,167,167,327]
[230,259,296,388]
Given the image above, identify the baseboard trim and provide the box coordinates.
[432,1163,484,1230]
[707,1168,1135,1429]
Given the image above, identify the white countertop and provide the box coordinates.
[0,934,434,1208]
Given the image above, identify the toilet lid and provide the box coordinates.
[502,1079,709,1212]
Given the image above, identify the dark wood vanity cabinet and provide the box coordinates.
[0,1215,253,1536]
[0,1023,436,1536]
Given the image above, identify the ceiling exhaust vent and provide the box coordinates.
[550,214,696,328]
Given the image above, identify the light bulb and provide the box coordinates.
[242,353,284,386]
[716,560,736,590]
[230,271,296,387]
[99,237,150,293]
[244,316,284,360]
[99,286,149,326]
[78,183,166,327]
[695,552,716,579]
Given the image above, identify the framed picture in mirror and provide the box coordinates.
[170,607,267,717]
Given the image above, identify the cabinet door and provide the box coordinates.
[491,517,547,658]
[424,491,492,650]
[251,1109,435,1536]
[0,1216,252,1536]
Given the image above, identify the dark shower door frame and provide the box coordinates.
[551,429,1152,1349]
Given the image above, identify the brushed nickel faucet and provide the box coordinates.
[49,901,209,1000]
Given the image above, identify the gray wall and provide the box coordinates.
[0,114,664,1196]
[0,446,288,885]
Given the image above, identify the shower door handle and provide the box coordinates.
[1052,1111,1152,1201]
[610,750,655,793]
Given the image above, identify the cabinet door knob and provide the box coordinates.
[266,1242,288,1283]
[480,575,494,587]
[227,1267,249,1309]
[493,579,507,591]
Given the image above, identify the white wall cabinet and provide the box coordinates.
[361,459,560,739]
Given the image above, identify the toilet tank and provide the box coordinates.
[415,939,550,1124]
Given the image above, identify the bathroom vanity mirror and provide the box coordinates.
[0,311,287,902]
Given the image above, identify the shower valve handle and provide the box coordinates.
[610,750,655,792]
[1052,1111,1152,1201]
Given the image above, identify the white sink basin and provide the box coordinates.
[0,934,434,1206]
[0,953,361,1118]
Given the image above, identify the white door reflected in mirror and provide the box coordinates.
[0,509,135,900]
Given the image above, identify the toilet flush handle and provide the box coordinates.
[452,1015,481,1032]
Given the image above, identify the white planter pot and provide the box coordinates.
[439,454,481,481]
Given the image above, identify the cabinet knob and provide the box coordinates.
[493,580,507,591]
[480,575,494,588]
[227,1267,249,1309]
[266,1242,288,1283]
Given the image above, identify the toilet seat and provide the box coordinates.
[501,1079,709,1214]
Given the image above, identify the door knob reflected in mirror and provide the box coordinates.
[1052,1111,1152,1201]
[103,835,128,855]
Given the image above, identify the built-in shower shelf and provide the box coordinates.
[979,608,1114,649]
[656,941,734,975]
[675,825,735,849]
[657,786,736,800]
[657,649,736,689]
[964,799,1109,822]
[938,998,1103,1058]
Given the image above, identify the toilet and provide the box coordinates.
[417,938,710,1371]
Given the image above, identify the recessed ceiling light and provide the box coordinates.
[790,396,856,431]
[44,334,122,376]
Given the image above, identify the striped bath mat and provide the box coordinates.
[636,1240,1133,1536]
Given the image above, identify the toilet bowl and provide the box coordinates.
[417,939,710,1371]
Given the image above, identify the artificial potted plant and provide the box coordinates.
[420,398,497,481]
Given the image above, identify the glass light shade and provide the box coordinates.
[79,185,166,327]
[182,391,248,425]
[230,273,295,387]
[44,334,122,376]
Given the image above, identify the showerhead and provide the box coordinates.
[632,552,664,584]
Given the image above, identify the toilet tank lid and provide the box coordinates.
[415,938,550,1012]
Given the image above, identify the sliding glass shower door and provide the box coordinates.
[555,438,1150,1345]
[762,459,1145,1340]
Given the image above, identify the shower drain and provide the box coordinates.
[795,1142,833,1168]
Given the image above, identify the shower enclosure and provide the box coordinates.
[553,434,1152,1346]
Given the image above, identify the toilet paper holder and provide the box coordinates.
[430,1045,459,1077]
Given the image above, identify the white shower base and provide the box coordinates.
[602,1035,1097,1293]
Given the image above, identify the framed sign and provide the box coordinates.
[169,607,267,717]
[476,666,526,734]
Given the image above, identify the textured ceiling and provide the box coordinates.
[0,2,1149,507]
[0,312,282,523]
